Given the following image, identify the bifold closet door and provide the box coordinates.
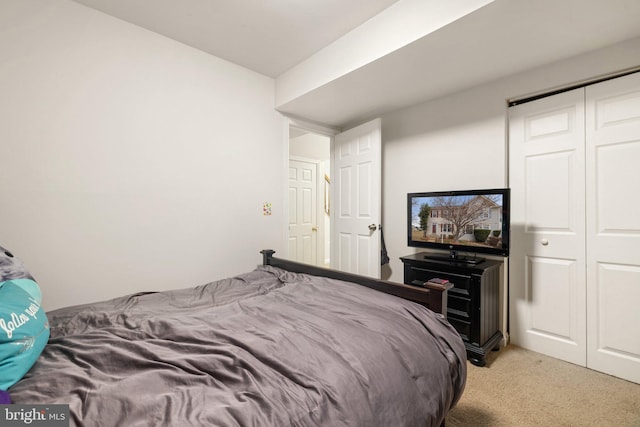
[510,72,640,384]
[508,88,587,366]
[585,72,640,384]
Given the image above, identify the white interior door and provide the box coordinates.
[509,89,587,366]
[288,159,317,265]
[585,72,640,384]
[331,118,381,278]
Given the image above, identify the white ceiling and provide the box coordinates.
[71,0,640,128]
[71,0,401,78]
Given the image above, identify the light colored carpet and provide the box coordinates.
[446,345,640,427]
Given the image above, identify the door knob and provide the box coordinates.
[368,224,377,231]
[541,239,549,246]
[312,227,318,232]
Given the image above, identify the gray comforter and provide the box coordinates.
[10,266,466,426]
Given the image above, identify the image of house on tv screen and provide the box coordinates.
[411,194,504,249]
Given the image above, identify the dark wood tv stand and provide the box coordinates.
[400,253,503,367]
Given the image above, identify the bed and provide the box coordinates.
[7,250,466,427]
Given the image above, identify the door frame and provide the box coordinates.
[284,117,338,265]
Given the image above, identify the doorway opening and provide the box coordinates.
[288,125,331,268]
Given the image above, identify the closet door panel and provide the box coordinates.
[509,88,587,366]
[595,264,640,353]
[586,72,640,384]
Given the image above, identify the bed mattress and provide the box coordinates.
[10,266,466,426]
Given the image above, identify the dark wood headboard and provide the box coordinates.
[260,249,451,316]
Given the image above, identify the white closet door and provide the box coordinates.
[585,72,640,384]
[508,88,587,366]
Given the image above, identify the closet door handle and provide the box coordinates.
[541,239,549,246]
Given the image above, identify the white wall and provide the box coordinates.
[0,0,285,310]
[382,36,640,336]
[383,35,640,282]
[289,133,330,161]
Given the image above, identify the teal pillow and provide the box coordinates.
[0,280,50,390]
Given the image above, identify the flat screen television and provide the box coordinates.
[407,188,510,263]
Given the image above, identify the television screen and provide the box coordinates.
[407,188,510,258]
